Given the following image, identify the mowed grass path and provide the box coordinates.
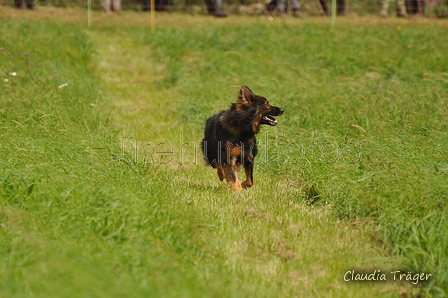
[1,7,447,297]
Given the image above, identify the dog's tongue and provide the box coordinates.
[263,115,278,126]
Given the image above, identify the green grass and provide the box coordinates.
[1,8,447,298]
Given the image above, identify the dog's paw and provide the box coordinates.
[242,181,253,188]
[229,182,242,192]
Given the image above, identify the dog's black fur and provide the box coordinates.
[202,86,284,191]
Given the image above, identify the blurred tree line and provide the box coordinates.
[2,0,447,18]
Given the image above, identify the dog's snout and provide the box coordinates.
[279,108,284,115]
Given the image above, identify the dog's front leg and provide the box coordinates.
[222,164,242,191]
[241,161,254,188]
[215,164,225,181]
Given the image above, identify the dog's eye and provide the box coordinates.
[265,102,270,107]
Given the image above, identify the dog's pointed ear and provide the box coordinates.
[238,86,255,104]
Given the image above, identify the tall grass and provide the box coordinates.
[0,20,207,297]
[96,16,448,296]
[1,11,447,297]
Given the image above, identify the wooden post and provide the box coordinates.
[331,0,336,26]
[151,0,155,31]
[88,0,92,28]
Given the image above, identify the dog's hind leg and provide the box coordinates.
[241,161,254,188]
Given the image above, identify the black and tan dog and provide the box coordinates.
[202,86,284,191]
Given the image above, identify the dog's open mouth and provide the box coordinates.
[261,115,278,126]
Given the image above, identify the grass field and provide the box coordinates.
[1,7,447,298]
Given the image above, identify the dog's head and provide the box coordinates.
[236,85,284,133]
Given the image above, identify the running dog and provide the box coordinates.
[202,86,284,191]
